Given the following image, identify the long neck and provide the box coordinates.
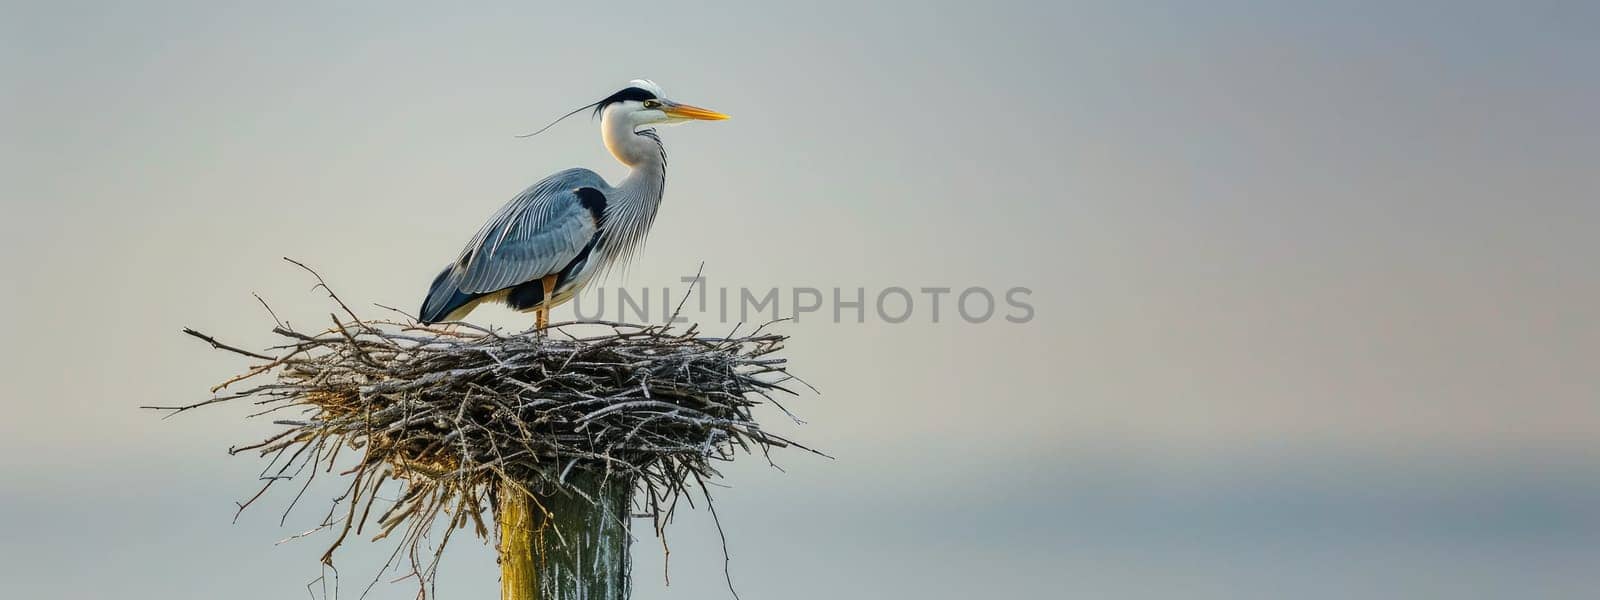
[597,115,667,279]
[613,130,666,202]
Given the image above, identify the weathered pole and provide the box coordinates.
[497,471,633,600]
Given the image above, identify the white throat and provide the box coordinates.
[601,105,663,168]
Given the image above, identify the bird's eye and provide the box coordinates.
[642,100,662,109]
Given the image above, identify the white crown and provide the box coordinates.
[628,79,665,97]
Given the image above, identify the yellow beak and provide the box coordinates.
[662,102,730,121]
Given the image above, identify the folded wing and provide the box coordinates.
[419,168,608,323]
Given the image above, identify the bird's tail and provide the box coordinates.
[418,265,481,324]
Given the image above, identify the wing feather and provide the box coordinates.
[420,168,607,320]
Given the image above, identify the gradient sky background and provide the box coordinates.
[3,1,1598,598]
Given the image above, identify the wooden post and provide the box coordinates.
[498,471,633,600]
[498,481,542,600]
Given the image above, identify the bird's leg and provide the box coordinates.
[536,274,558,332]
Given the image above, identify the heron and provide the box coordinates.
[418,79,728,328]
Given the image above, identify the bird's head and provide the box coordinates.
[517,79,728,139]
[594,79,729,129]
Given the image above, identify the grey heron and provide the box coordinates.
[418,79,728,328]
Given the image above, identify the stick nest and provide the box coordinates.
[151,266,814,594]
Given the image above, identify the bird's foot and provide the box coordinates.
[533,308,550,338]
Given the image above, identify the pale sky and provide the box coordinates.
[3,1,1598,598]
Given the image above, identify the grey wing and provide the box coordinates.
[422,168,606,316]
